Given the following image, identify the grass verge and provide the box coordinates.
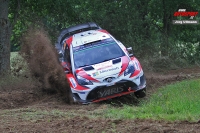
[103,79,200,122]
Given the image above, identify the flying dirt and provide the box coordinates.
[19,27,72,103]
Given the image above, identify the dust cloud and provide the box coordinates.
[20,27,72,103]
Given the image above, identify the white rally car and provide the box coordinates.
[56,22,146,104]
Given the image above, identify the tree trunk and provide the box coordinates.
[161,0,169,56]
[0,0,11,76]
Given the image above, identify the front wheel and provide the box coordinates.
[134,88,146,98]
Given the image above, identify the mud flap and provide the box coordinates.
[134,88,146,98]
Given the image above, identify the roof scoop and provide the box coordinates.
[83,66,94,71]
[112,58,121,64]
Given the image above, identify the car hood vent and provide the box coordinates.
[83,66,94,71]
[112,58,121,64]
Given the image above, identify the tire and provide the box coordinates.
[134,88,146,98]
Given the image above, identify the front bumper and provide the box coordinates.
[71,74,146,104]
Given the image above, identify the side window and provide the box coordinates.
[64,45,71,63]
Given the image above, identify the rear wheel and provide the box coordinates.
[134,88,146,98]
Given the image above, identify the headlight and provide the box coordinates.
[124,61,135,76]
[77,75,93,85]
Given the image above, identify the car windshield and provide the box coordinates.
[73,38,125,68]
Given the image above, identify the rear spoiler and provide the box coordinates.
[59,22,102,44]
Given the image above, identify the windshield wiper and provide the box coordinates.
[102,59,111,62]
[78,64,89,68]
[95,59,111,64]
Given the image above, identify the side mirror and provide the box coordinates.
[61,62,70,74]
[127,47,134,57]
[64,66,71,74]
[65,68,70,74]
[58,52,63,58]
[129,53,134,57]
[127,47,132,51]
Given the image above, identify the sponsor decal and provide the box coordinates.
[99,67,119,74]
[94,61,112,68]
[92,72,99,77]
[97,65,112,70]
[69,78,77,88]
[97,86,124,98]
[81,34,109,44]
[93,61,113,70]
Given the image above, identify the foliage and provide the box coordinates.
[8,0,200,64]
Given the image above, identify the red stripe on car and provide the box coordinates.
[76,69,99,82]
[93,90,135,103]
[98,29,109,34]
[130,57,142,78]
[66,36,73,47]
[66,73,89,90]
[118,56,129,76]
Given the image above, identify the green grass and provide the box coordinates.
[103,79,200,122]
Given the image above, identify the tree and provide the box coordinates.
[0,0,10,76]
[3,0,200,69]
[148,0,200,57]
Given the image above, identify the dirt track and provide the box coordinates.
[1,29,200,132]
[1,66,200,133]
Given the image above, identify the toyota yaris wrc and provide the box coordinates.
[55,22,146,104]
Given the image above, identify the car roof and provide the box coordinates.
[70,30,111,47]
[59,22,101,44]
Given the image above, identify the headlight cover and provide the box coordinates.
[77,75,93,85]
[124,61,135,76]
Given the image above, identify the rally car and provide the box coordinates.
[55,22,146,104]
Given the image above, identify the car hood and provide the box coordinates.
[75,56,129,81]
